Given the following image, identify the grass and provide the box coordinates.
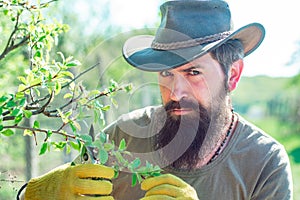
[251,116,300,199]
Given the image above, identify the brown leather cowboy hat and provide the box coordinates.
[122,0,265,71]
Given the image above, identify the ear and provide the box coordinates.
[228,59,244,91]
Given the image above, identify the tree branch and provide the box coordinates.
[0,12,29,61]
[3,125,77,140]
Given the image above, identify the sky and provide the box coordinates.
[107,0,300,77]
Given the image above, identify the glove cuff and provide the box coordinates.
[24,164,70,200]
[24,177,51,200]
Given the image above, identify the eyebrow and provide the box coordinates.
[180,65,203,73]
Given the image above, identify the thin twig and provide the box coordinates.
[31,91,54,115]
[26,63,100,107]
[3,125,77,140]
[0,12,29,60]
[64,62,100,89]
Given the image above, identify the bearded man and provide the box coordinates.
[20,1,293,200]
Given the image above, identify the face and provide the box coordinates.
[158,53,227,117]
[156,53,233,168]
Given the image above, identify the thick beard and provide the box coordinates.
[155,93,229,169]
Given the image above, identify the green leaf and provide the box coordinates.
[18,76,27,84]
[131,158,141,169]
[15,92,25,99]
[80,145,87,158]
[55,81,62,95]
[110,79,118,88]
[3,9,9,16]
[69,122,77,132]
[119,138,126,151]
[33,120,40,129]
[103,143,115,151]
[69,141,80,151]
[14,114,23,124]
[136,173,143,183]
[66,145,71,154]
[99,132,107,143]
[57,52,66,64]
[88,90,101,97]
[91,140,102,149]
[131,173,138,187]
[60,71,74,79]
[34,50,42,58]
[23,129,33,136]
[39,142,48,155]
[101,105,111,111]
[78,135,93,145]
[66,60,81,67]
[63,93,73,99]
[19,98,26,106]
[38,35,46,42]
[1,129,15,136]
[6,100,16,108]
[52,141,66,150]
[47,130,53,138]
[11,108,21,116]
[30,78,41,87]
[23,110,32,118]
[0,125,3,132]
[0,96,8,103]
[110,98,118,108]
[18,84,27,93]
[99,149,109,165]
[124,84,133,93]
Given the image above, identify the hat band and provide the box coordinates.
[151,31,231,50]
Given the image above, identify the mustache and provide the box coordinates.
[164,99,200,111]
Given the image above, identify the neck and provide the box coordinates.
[195,109,237,168]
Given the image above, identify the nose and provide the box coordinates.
[170,75,189,101]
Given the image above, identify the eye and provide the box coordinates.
[160,70,173,77]
[188,69,201,76]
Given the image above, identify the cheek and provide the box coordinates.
[159,85,170,104]
[192,79,223,107]
[192,84,210,106]
[185,79,208,104]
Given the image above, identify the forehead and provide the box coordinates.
[167,53,219,72]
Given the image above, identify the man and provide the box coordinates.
[20,0,293,199]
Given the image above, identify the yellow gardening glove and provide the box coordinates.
[140,174,199,200]
[24,163,115,200]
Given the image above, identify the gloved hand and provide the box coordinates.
[140,174,199,200]
[24,163,115,200]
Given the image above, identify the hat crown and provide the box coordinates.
[122,0,265,71]
[155,0,232,44]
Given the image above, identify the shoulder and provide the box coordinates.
[233,114,290,171]
[104,105,163,132]
[234,115,293,199]
[102,105,164,152]
[118,105,162,124]
[235,114,283,150]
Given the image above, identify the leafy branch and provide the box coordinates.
[0,0,59,60]
[0,0,161,189]
[77,130,162,187]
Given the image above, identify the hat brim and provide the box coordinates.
[122,23,265,72]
